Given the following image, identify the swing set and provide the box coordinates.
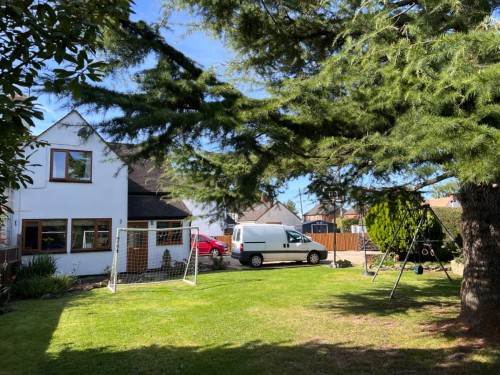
[371,204,462,298]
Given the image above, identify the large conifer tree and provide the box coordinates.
[55,0,499,337]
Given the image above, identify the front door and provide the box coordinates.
[127,222,148,272]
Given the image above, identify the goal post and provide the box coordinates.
[108,226,199,293]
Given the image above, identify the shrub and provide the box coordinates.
[13,275,76,298]
[211,255,228,271]
[365,198,443,254]
[340,218,359,233]
[12,254,76,298]
[432,207,463,260]
[161,249,172,270]
[16,254,57,279]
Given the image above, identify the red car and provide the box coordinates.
[191,234,228,257]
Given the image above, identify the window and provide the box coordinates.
[71,219,111,252]
[286,230,311,243]
[22,219,67,255]
[156,221,183,245]
[50,149,92,182]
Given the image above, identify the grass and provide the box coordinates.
[0,265,498,374]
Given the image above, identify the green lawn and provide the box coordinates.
[0,265,498,374]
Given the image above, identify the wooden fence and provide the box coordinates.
[214,233,361,252]
[1,247,21,305]
[305,233,360,251]
[0,247,21,265]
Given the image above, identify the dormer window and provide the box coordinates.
[50,149,92,182]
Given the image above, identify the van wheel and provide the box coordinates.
[210,248,220,257]
[307,251,320,265]
[249,254,263,268]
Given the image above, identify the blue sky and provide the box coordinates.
[33,1,319,215]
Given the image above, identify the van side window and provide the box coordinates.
[234,228,241,241]
[286,230,303,243]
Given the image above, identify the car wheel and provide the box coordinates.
[307,251,320,265]
[210,248,220,257]
[249,254,263,268]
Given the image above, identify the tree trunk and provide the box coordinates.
[458,183,500,338]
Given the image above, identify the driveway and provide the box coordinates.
[208,250,381,270]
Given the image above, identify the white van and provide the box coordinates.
[231,224,328,267]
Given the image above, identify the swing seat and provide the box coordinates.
[414,265,423,275]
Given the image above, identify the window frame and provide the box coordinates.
[22,219,68,255]
[70,218,112,253]
[156,221,183,246]
[50,148,93,182]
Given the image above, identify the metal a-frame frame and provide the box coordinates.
[371,204,462,298]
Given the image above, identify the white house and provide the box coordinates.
[5,110,191,276]
[184,200,225,236]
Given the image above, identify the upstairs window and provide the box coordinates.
[50,149,92,182]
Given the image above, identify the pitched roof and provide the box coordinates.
[304,203,342,216]
[238,201,301,222]
[238,203,272,222]
[425,195,461,208]
[128,159,166,194]
[128,195,190,220]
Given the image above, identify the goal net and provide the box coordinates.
[108,226,199,293]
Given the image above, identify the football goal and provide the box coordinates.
[108,226,199,293]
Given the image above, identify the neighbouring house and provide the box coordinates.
[425,195,462,208]
[232,202,302,227]
[303,203,343,223]
[4,110,191,276]
[342,207,361,219]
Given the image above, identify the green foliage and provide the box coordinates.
[340,218,359,233]
[13,274,76,299]
[432,207,464,259]
[12,254,76,298]
[16,254,57,279]
[210,255,228,271]
[431,181,460,198]
[283,199,299,215]
[62,1,499,218]
[365,198,443,254]
[161,249,172,270]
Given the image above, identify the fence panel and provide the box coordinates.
[0,247,21,264]
[213,235,232,247]
[214,234,362,251]
[305,233,360,251]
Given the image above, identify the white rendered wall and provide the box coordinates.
[183,200,225,236]
[117,220,192,273]
[7,111,128,276]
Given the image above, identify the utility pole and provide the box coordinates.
[327,190,340,268]
[299,188,304,221]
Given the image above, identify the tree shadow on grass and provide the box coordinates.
[313,271,499,343]
[15,339,500,375]
[316,275,462,317]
